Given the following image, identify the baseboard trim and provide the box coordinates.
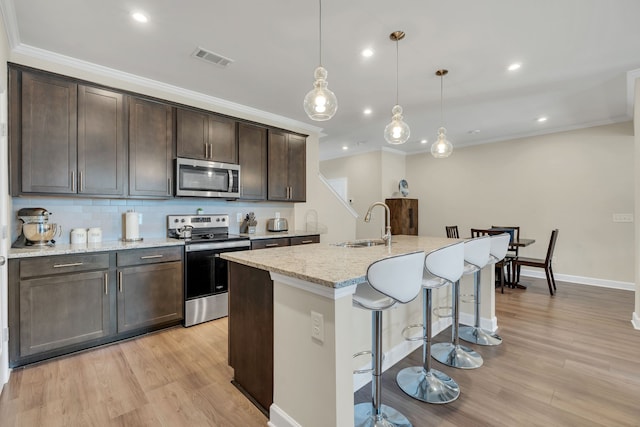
[632,312,640,330]
[520,269,635,291]
[268,404,302,427]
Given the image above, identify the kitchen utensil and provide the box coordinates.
[22,222,62,245]
[267,218,288,232]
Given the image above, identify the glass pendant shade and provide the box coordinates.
[304,66,338,121]
[384,104,410,144]
[431,127,453,158]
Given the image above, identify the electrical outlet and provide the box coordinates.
[612,213,633,223]
[236,213,243,223]
[311,311,324,342]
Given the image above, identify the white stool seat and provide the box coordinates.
[460,233,510,347]
[353,251,426,427]
[396,241,464,404]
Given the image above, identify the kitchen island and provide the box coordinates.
[223,235,497,427]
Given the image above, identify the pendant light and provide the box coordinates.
[303,0,337,121]
[431,69,453,158]
[384,31,410,145]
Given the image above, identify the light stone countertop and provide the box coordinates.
[222,235,459,289]
[7,238,184,259]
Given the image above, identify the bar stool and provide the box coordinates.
[459,233,510,346]
[396,241,464,404]
[431,236,490,369]
[353,251,426,427]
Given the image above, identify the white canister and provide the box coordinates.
[87,227,102,243]
[70,228,87,244]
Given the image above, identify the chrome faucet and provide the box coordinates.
[364,201,392,247]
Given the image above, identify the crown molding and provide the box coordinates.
[627,68,640,117]
[0,0,19,49]
[10,42,323,136]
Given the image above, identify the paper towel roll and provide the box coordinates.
[125,211,140,241]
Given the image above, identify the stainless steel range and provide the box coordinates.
[168,214,250,327]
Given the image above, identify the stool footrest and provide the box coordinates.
[401,323,425,342]
[352,350,386,374]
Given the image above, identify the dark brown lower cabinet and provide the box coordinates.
[228,262,273,414]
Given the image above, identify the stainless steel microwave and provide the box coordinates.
[175,158,241,198]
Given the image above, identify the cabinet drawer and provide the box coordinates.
[19,253,110,279]
[117,246,183,267]
[251,238,290,250]
[290,235,320,246]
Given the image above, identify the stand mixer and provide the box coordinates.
[12,207,62,247]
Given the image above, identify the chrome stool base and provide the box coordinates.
[396,367,460,404]
[459,325,502,346]
[431,342,483,369]
[354,403,412,427]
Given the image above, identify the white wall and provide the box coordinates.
[322,122,635,285]
[634,78,640,328]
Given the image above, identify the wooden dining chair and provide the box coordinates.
[513,229,559,296]
[445,225,459,238]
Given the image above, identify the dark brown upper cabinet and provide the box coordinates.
[238,122,268,200]
[128,97,174,198]
[176,107,237,164]
[10,69,125,196]
[268,130,306,202]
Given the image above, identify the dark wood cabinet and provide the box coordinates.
[385,198,419,235]
[11,70,126,196]
[17,70,78,194]
[238,122,267,200]
[129,97,174,197]
[251,237,290,250]
[116,247,184,333]
[9,253,112,364]
[290,235,320,245]
[268,130,306,202]
[8,246,184,367]
[176,107,237,164]
[77,85,126,195]
[228,262,273,414]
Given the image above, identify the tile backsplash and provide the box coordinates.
[10,197,295,244]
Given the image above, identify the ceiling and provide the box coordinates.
[2,0,640,160]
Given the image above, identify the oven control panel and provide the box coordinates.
[167,214,229,230]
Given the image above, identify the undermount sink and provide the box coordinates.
[333,239,386,248]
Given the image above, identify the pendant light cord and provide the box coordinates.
[440,74,444,124]
[395,39,399,105]
[318,0,323,66]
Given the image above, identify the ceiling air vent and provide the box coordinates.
[192,47,234,68]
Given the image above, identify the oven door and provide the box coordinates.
[185,245,247,300]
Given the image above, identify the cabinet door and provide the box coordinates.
[77,86,126,196]
[238,123,267,200]
[267,130,289,201]
[20,71,78,194]
[209,115,237,164]
[251,238,290,250]
[117,261,183,333]
[129,97,174,197]
[19,270,110,356]
[176,107,209,160]
[288,133,307,202]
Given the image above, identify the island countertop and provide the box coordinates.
[221,234,457,289]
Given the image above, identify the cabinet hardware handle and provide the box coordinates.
[209,143,213,159]
[71,170,75,192]
[53,262,83,268]
[118,271,123,292]
[168,178,172,195]
[104,273,108,295]
[301,240,313,244]
[140,255,163,259]
[265,243,279,247]
[79,171,84,192]
[204,143,208,159]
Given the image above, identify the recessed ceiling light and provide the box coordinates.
[361,48,374,58]
[363,108,372,115]
[131,12,149,23]
[468,129,481,134]
[508,63,521,71]
[537,116,548,123]
[420,139,428,144]
[342,145,349,150]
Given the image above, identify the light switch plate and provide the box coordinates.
[612,213,633,223]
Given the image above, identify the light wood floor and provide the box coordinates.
[1,278,639,426]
